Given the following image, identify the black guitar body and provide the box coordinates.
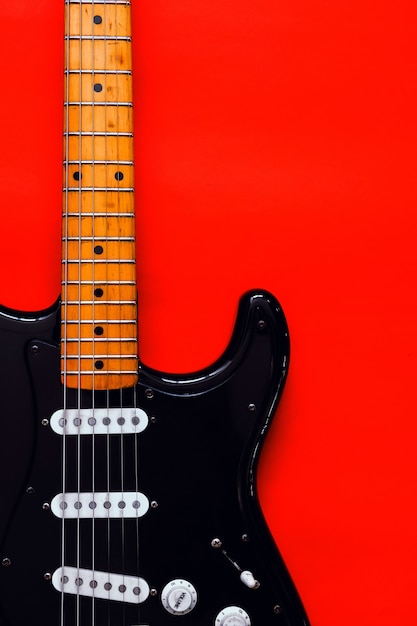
[0,290,309,626]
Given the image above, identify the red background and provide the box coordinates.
[0,1,416,624]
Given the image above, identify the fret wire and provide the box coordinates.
[65,368,138,372]
[63,260,136,264]
[64,187,135,192]
[64,213,135,217]
[63,300,137,304]
[64,338,137,342]
[65,70,132,75]
[63,281,136,285]
[65,36,131,41]
[63,237,135,241]
[65,355,137,360]
[66,102,133,107]
[65,1,130,4]
[65,132,133,137]
[61,320,137,324]
[64,160,134,165]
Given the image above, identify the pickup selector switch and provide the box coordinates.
[161,579,197,615]
[215,606,251,626]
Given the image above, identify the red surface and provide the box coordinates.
[1,2,417,624]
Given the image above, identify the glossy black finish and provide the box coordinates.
[0,291,309,626]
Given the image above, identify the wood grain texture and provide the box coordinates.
[61,0,138,390]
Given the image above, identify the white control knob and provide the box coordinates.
[161,579,197,615]
[215,606,251,626]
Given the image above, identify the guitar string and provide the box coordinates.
[62,1,71,624]
[102,4,112,625]
[76,1,83,625]
[91,2,97,626]
[129,4,142,622]
[114,6,125,625]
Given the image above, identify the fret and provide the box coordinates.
[66,3,131,38]
[64,238,135,254]
[63,260,136,264]
[66,73,132,103]
[63,282,136,298]
[65,40,132,72]
[64,354,137,360]
[64,212,135,218]
[66,135,133,161]
[63,300,137,305]
[66,107,133,133]
[65,70,132,75]
[63,281,136,285]
[62,320,137,324]
[64,263,136,282]
[66,102,133,107]
[64,160,134,165]
[65,132,133,137]
[64,195,135,217]
[65,338,137,342]
[63,304,137,324]
[65,36,131,42]
[64,373,138,378]
[65,339,137,356]
[65,187,135,192]
[65,1,130,4]
[63,237,135,241]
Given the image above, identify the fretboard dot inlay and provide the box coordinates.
[94,326,104,336]
[94,245,104,255]
[115,171,124,181]
[93,15,102,25]
[94,83,103,93]
[73,171,81,181]
[95,360,104,370]
[94,288,104,297]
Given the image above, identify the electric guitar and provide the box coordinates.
[0,2,310,625]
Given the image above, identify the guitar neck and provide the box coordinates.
[61,0,138,391]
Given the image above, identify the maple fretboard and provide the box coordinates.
[61,0,138,391]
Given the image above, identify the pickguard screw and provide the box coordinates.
[211,538,222,548]
[26,486,35,495]
[42,502,50,511]
[150,500,159,509]
[150,416,157,424]
[241,533,249,542]
[2,558,11,567]
[30,344,40,355]
[44,572,52,581]
[145,389,154,399]
[257,320,266,330]
[248,403,256,412]
[41,418,49,426]
[150,588,158,597]
[273,605,282,614]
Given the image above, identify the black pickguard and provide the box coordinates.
[0,291,309,626]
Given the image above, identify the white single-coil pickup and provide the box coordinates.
[52,567,150,604]
[50,407,148,436]
[51,491,149,519]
